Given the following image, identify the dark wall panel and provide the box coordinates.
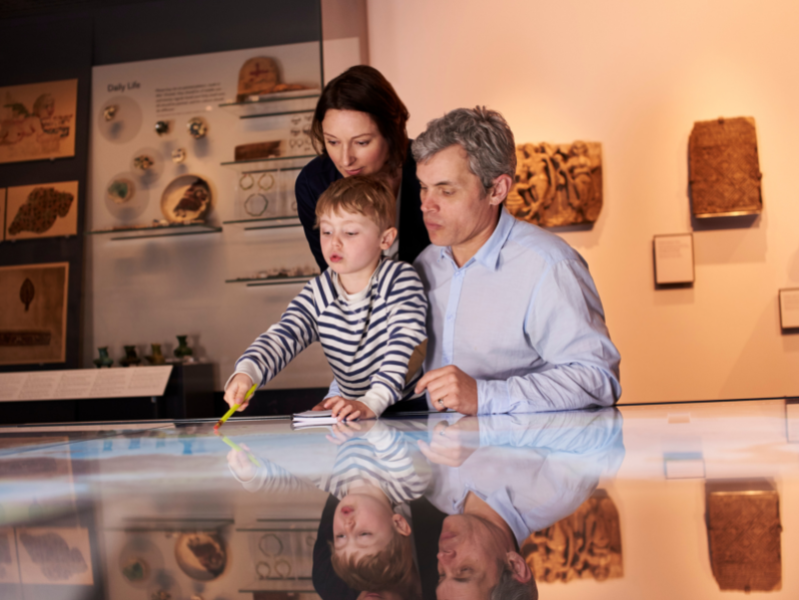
[94,0,321,65]
[0,16,93,372]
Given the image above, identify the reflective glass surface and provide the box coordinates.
[1,399,797,599]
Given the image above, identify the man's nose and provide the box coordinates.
[437,549,455,565]
[420,193,436,213]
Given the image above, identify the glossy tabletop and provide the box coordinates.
[1,398,797,600]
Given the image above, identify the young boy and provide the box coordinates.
[224,175,428,420]
[227,419,426,597]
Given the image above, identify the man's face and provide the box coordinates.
[417,144,499,262]
[436,514,507,600]
[333,492,404,562]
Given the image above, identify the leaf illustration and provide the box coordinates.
[20,278,35,311]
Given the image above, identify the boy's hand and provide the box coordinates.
[326,419,376,445]
[323,396,375,421]
[224,373,254,411]
[418,417,480,467]
[226,443,256,480]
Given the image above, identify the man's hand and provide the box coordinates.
[224,373,254,411]
[415,365,479,415]
[418,417,479,467]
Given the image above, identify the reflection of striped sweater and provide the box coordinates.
[233,260,428,416]
[234,422,430,506]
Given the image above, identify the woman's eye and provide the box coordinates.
[325,139,338,146]
[357,140,370,146]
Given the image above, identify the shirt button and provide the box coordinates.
[447,314,454,322]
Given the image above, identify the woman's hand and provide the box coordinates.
[224,373,254,411]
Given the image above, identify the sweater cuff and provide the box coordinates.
[224,363,261,392]
[359,387,394,417]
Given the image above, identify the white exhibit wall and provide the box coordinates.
[367,0,799,403]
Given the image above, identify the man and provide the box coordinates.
[412,107,621,415]
[422,409,625,599]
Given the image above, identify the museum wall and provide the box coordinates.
[366,0,799,403]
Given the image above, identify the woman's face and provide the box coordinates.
[321,109,391,178]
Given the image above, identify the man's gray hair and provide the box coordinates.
[412,106,517,193]
[490,565,538,600]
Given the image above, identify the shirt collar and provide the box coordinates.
[437,205,515,271]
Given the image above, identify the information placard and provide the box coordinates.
[654,233,694,285]
[779,288,799,330]
[0,366,172,402]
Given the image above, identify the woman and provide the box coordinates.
[296,65,430,271]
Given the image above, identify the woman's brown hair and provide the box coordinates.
[311,65,410,171]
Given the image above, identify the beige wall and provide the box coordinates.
[366,0,799,403]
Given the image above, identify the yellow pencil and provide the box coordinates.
[214,383,257,431]
[219,434,260,466]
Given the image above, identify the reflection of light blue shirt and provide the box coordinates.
[425,409,625,544]
[414,206,621,414]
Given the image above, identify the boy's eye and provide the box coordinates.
[346,231,358,236]
[359,532,371,537]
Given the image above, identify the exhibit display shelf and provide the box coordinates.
[219,91,320,118]
[222,216,302,231]
[221,154,315,174]
[225,275,314,287]
[87,222,222,240]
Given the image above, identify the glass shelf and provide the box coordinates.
[226,275,315,287]
[219,90,320,118]
[109,517,234,532]
[222,216,301,231]
[221,154,315,174]
[87,223,222,240]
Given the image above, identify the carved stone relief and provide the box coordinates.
[521,490,622,583]
[506,141,602,228]
[689,116,762,218]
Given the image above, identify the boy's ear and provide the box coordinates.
[392,513,412,537]
[380,226,398,250]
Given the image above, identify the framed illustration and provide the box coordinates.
[16,527,93,585]
[0,262,69,365]
[5,181,79,241]
[653,233,694,285]
[779,288,799,330]
[0,79,77,164]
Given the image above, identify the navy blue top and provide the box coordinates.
[295,145,431,271]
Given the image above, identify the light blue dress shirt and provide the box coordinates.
[414,206,621,414]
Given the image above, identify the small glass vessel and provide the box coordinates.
[174,335,193,360]
[93,347,113,368]
[120,345,141,367]
[146,343,166,365]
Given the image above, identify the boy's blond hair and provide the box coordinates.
[315,175,396,231]
[330,532,421,598]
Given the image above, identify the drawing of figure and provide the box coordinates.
[0,103,43,145]
[508,143,558,224]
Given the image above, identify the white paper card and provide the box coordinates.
[779,288,799,329]
[0,366,172,402]
[654,234,694,284]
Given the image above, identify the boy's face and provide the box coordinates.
[333,492,409,562]
[319,208,396,290]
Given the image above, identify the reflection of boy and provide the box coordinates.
[227,420,427,596]
[225,175,428,420]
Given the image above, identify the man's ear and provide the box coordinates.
[488,173,514,206]
[506,551,532,583]
[380,226,398,250]
[392,513,412,536]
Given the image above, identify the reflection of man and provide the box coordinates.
[412,107,621,415]
[421,409,624,599]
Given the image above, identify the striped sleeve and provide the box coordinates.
[232,280,321,387]
[359,262,429,415]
